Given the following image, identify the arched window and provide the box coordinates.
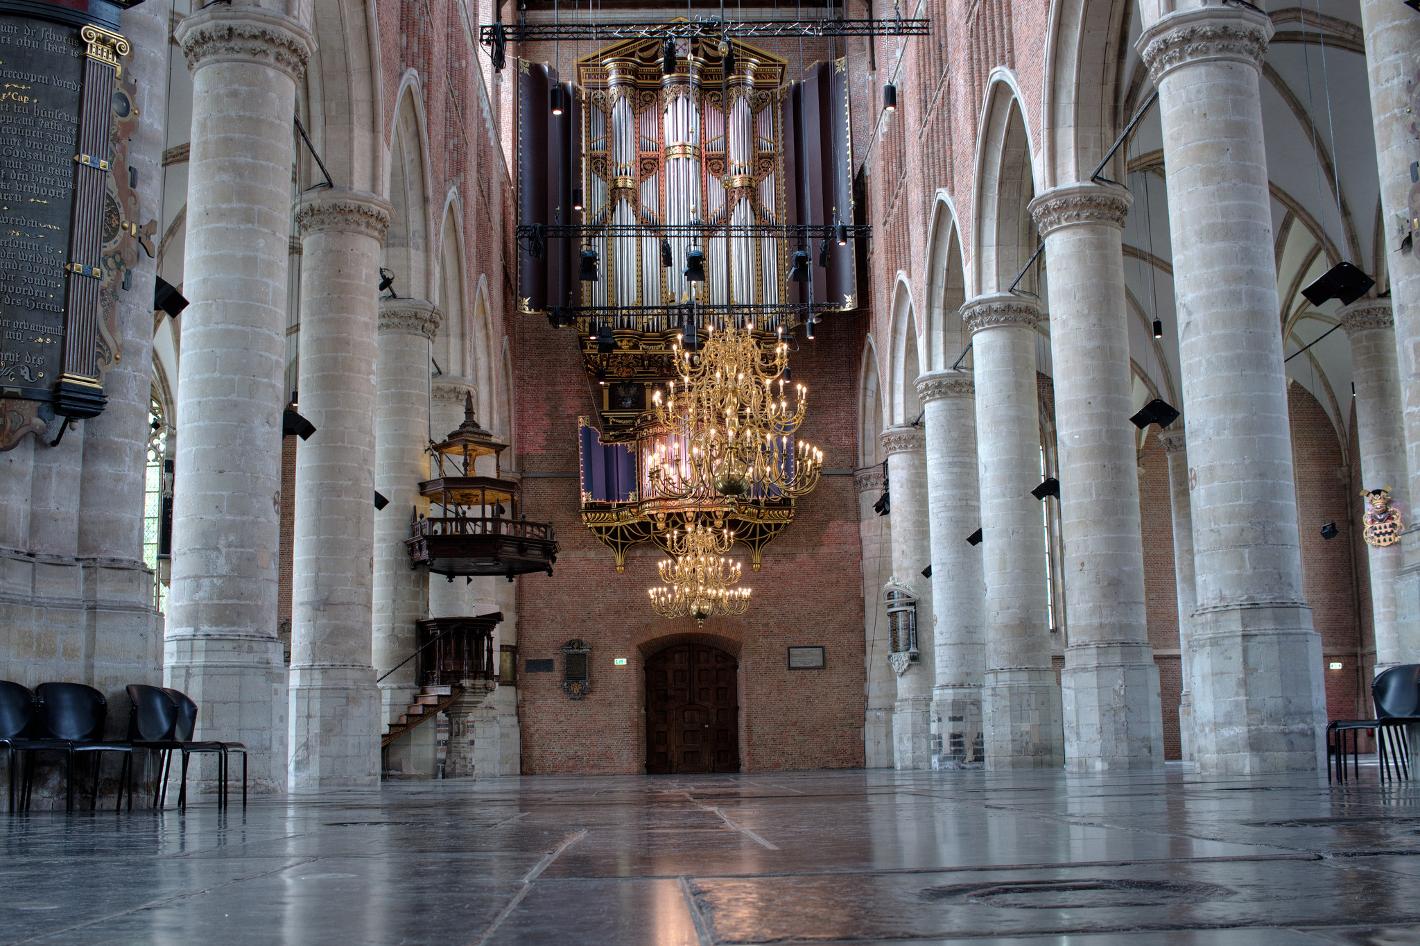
[143,390,172,611]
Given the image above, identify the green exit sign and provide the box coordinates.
[613,657,628,666]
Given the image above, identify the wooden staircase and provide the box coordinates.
[381,683,464,748]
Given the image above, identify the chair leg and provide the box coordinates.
[1352,730,1361,779]
[178,751,190,811]
[5,748,14,814]
[89,753,101,811]
[64,750,74,812]
[241,752,247,809]
[119,754,132,812]
[159,749,173,808]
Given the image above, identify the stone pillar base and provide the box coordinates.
[1190,604,1326,775]
[448,683,519,777]
[1178,694,1195,764]
[865,706,894,768]
[288,665,380,792]
[983,668,1064,769]
[892,696,933,770]
[165,633,288,795]
[931,687,983,769]
[1062,644,1164,772]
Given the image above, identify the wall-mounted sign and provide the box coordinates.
[612,657,628,666]
[787,646,825,670]
[0,0,137,449]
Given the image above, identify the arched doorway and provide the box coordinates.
[645,643,739,774]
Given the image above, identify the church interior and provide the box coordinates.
[3,0,1420,941]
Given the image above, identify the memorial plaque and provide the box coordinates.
[525,658,555,673]
[0,14,84,402]
[787,645,825,670]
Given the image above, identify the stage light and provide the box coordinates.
[789,248,810,282]
[836,222,849,246]
[660,238,673,268]
[1320,521,1339,540]
[572,187,583,212]
[490,21,506,70]
[550,84,565,116]
[883,83,897,112]
[579,246,599,282]
[662,38,677,74]
[1152,318,1163,339]
[818,238,830,268]
[685,246,706,282]
[597,321,615,353]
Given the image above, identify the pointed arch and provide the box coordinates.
[923,192,970,373]
[1042,0,1130,187]
[384,74,435,303]
[886,276,923,428]
[434,202,468,380]
[973,75,1041,296]
[302,0,383,192]
[470,274,496,430]
[858,335,887,468]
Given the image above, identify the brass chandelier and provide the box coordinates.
[645,325,823,503]
[648,522,752,625]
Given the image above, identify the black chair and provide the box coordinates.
[1327,718,1378,784]
[163,688,243,809]
[1373,664,1420,781]
[2,681,72,814]
[126,684,225,809]
[25,683,134,811]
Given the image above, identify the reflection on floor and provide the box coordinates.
[3,766,1420,945]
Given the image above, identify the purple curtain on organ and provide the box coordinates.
[579,424,637,502]
[517,65,582,314]
[784,61,856,310]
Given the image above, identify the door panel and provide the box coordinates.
[645,643,739,774]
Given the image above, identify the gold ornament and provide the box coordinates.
[1362,486,1404,548]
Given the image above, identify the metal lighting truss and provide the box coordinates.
[482,16,929,46]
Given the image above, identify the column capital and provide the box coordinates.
[961,293,1040,336]
[1156,427,1188,455]
[295,191,392,242]
[880,425,925,456]
[175,6,314,82]
[431,377,477,405]
[915,370,974,403]
[378,299,442,340]
[1340,299,1394,335]
[1028,182,1131,235]
[854,466,885,494]
[1137,5,1273,84]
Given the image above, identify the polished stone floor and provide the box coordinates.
[3,765,1420,945]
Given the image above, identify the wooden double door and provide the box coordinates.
[645,643,739,774]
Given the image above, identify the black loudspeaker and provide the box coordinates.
[1320,521,1339,540]
[920,564,932,579]
[154,276,188,318]
[966,528,983,546]
[282,408,316,441]
[1302,261,1374,307]
[1031,477,1060,500]
[374,491,390,511]
[1130,398,1180,430]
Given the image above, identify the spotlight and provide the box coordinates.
[579,246,599,282]
[804,316,816,340]
[684,246,706,283]
[660,238,673,268]
[550,84,565,117]
[873,489,889,516]
[662,37,677,75]
[1320,521,1339,540]
[1302,261,1375,307]
[547,307,575,329]
[597,321,615,354]
[883,83,897,112]
[1152,318,1163,340]
[374,490,390,511]
[920,564,932,579]
[682,309,700,350]
[1031,477,1060,500]
[724,46,736,76]
[490,21,506,71]
[153,276,188,318]
[789,248,810,282]
[966,528,983,546]
[1130,398,1180,430]
[818,238,830,268]
[836,222,849,246]
[282,405,316,441]
[378,267,397,298]
[572,187,584,213]
[527,223,546,260]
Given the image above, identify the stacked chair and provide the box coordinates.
[1,679,247,811]
[1326,663,1420,783]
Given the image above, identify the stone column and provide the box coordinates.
[916,371,985,768]
[1029,182,1164,772]
[1343,301,1414,670]
[964,294,1064,770]
[881,426,933,770]
[1138,5,1326,773]
[373,300,440,724]
[1158,427,1198,763]
[855,465,895,768]
[165,5,314,793]
[1358,0,1420,655]
[286,191,390,791]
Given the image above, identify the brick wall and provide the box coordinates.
[511,310,868,775]
[1137,435,1181,759]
